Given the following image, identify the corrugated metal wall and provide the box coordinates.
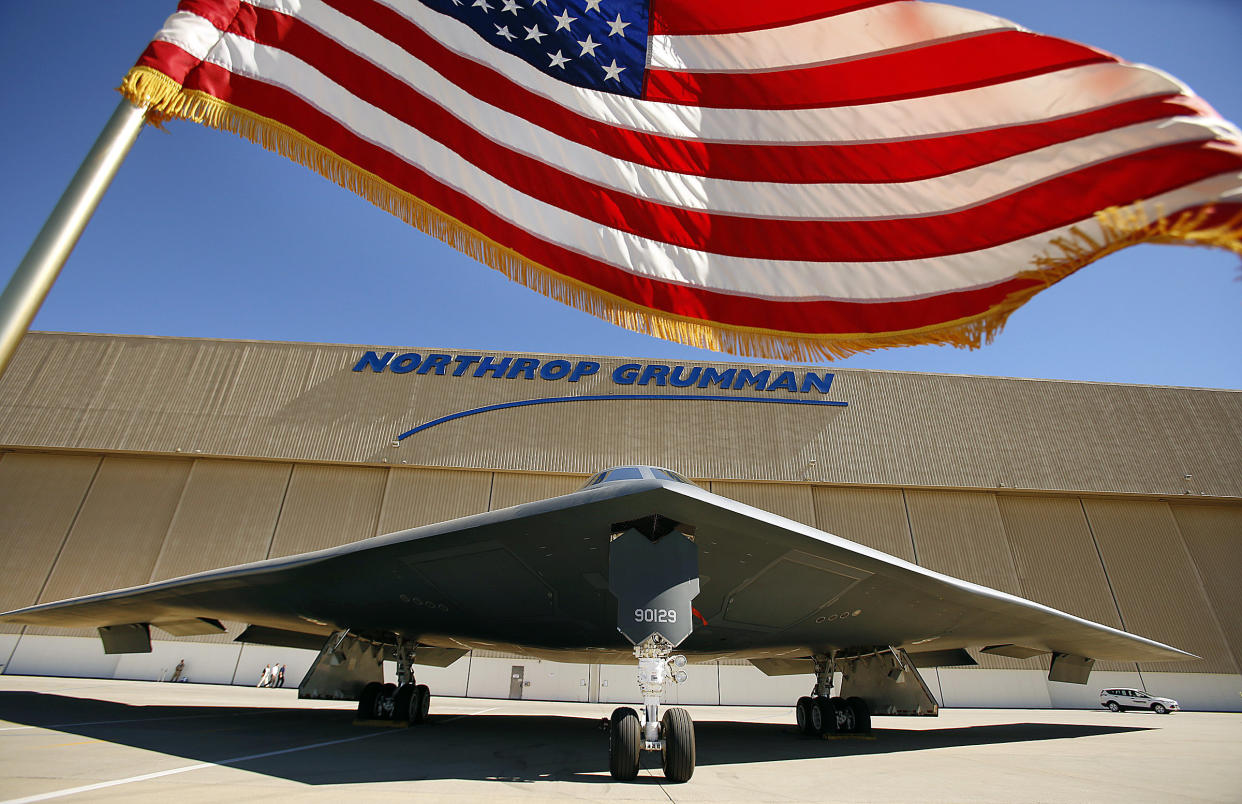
[2,334,1238,495]
[811,487,916,562]
[1083,499,1237,674]
[377,468,492,533]
[1170,505,1242,674]
[708,481,815,525]
[266,466,386,557]
[0,453,100,633]
[150,460,291,581]
[1,333,1239,679]
[903,491,1028,671]
[26,456,192,638]
[489,473,582,510]
[995,496,1133,672]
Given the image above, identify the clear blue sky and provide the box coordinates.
[1,1,1239,388]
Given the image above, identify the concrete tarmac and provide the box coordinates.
[0,675,1239,803]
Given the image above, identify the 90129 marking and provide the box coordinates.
[634,608,677,623]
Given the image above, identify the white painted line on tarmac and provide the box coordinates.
[0,706,499,803]
[441,706,498,722]
[0,710,267,731]
[0,730,392,803]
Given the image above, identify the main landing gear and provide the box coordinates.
[795,653,871,737]
[608,635,695,783]
[357,638,430,725]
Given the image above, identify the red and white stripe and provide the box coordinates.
[135,0,1242,337]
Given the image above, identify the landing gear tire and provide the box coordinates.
[830,696,854,732]
[608,707,641,781]
[392,683,429,725]
[845,696,871,734]
[378,682,397,719]
[795,696,816,736]
[415,684,431,722]
[393,684,415,723]
[358,681,384,719]
[661,707,696,783]
[813,697,841,736]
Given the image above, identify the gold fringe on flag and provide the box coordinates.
[1028,202,1242,278]
[119,66,1242,363]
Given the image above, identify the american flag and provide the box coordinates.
[123,0,1242,359]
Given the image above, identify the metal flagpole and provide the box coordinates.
[0,98,149,379]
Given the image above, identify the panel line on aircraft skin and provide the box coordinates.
[397,394,849,439]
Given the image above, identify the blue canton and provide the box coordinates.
[417,0,649,97]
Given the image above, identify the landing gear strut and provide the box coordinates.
[606,517,700,783]
[796,652,870,737]
[357,637,430,725]
[608,635,695,782]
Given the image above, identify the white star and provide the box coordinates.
[501,0,521,15]
[530,0,548,4]
[584,0,603,11]
[605,13,629,36]
[602,58,625,82]
[552,9,576,31]
[576,34,601,57]
[524,24,546,42]
[451,0,463,5]
[495,24,516,41]
[548,50,570,69]
[472,0,492,11]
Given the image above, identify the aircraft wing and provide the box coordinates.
[0,477,1193,668]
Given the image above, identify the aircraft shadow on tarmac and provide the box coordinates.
[0,692,1153,785]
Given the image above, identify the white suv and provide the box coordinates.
[1099,688,1179,714]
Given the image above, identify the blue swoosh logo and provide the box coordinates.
[397,394,847,440]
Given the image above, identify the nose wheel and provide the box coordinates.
[607,636,696,782]
[660,706,696,782]
[607,704,696,783]
[608,707,641,780]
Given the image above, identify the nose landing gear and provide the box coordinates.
[606,518,700,782]
[608,636,696,782]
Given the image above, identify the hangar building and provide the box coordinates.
[1,332,1239,710]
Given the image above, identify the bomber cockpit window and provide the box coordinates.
[580,466,700,489]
